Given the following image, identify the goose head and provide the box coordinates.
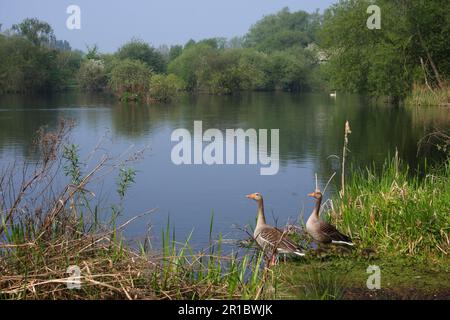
[307,190,323,200]
[246,192,263,202]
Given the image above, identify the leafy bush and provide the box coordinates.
[148,74,184,103]
[77,59,107,91]
[109,59,152,101]
[169,45,267,94]
[169,37,320,94]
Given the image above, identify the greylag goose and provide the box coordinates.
[306,190,353,246]
[246,193,305,264]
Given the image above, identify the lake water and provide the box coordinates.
[0,92,449,249]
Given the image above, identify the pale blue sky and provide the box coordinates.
[0,0,336,52]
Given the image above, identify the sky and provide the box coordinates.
[0,0,336,52]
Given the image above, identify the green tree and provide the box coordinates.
[268,47,315,92]
[0,19,82,93]
[109,59,152,101]
[85,44,100,60]
[244,8,321,53]
[227,36,245,49]
[168,45,183,62]
[11,18,55,46]
[116,39,166,73]
[238,48,270,90]
[184,39,196,49]
[0,35,60,92]
[55,50,83,89]
[405,0,450,89]
[319,0,450,103]
[54,40,71,51]
[168,42,216,91]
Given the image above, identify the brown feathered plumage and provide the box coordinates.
[247,193,305,257]
[306,191,353,246]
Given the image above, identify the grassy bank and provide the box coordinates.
[275,156,449,300]
[277,256,449,300]
[405,83,450,107]
[335,157,449,258]
[0,124,449,300]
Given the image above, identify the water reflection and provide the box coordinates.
[0,92,448,247]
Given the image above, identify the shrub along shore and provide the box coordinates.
[0,122,448,300]
[1,1,449,105]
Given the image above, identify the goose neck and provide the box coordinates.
[313,197,322,218]
[257,199,266,226]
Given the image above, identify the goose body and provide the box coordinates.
[254,224,305,256]
[247,193,305,258]
[306,191,353,246]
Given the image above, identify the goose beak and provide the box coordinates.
[246,194,255,199]
[307,192,315,197]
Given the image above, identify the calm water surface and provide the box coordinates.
[0,92,449,248]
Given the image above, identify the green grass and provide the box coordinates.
[335,157,449,259]
[277,254,449,300]
[155,216,270,299]
[276,156,450,300]
[152,155,450,300]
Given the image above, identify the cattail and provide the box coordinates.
[340,121,351,198]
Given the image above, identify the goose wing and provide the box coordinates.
[256,226,305,255]
[319,221,352,243]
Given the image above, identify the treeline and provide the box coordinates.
[74,8,326,100]
[1,2,449,105]
[0,9,325,101]
[320,0,450,105]
[77,41,183,102]
[168,9,324,94]
[0,19,82,93]
[0,18,183,102]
